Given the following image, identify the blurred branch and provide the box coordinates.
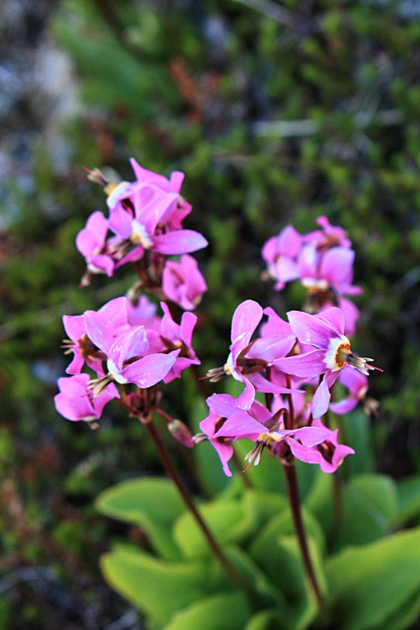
[230,0,294,26]
[253,109,403,138]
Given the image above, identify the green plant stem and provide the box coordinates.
[143,420,249,592]
[283,462,328,622]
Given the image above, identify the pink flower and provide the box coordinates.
[201,394,353,474]
[76,211,115,277]
[107,181,207,258]
[54,373,118,422]
[330,366,378,415]
[262,225,303,290]
[274,307,378,418]
[162,254,207,310]
[62,297,130,375]
[83,311,178,393]
[153,303,200,382]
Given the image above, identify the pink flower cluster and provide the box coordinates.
[262,216,362,335]
[77,159,207,310]
[56,158,380,479]
[55,294,200,423]
[197,300,380,476]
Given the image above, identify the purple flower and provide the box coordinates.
[76,211,115,278]
[262,225,303,290]
[201,394,353,474]
[274,307,378,417]
[54,373,118,423]
[154,302,200,382]
[83,311,178,392]
[162,254,207,310]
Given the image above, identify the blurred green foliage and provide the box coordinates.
[2,0,420,627]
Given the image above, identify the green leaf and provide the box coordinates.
[307,474,398,549]
[332,474,398,550]
[339,409,375,478]
[243,609,284,630]
[173,498,254,559]
[95,477,184,559]
[163,591,250,630]
[249,509,326,629]
[396,474,420,525]
[327,527,420,630]
[100,548,212,627]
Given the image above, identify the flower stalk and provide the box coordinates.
[143,419,249,592]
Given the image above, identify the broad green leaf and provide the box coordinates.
[377,588,420,630]
[173,498,255,559]
[95,477,184,559]
[307,474,398,549]
[338,409,374,478]
[216,544,288,609]
[249,510,326,629]
[331,474,398,550]
[396,474,420,525]
[100,548,212,627]
[242,489,288,527]
[327,527,420,630]
[164,592,250,630]
[243,609,284,630]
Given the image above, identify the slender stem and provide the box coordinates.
[144,420,249,591]
[283,462,328,622]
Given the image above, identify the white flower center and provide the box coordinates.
[130,220,153,248]
[324,335,351,371]
[107,359,128,384]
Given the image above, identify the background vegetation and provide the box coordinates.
[2,0,420,627]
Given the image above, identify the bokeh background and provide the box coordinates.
[2,0,420,627]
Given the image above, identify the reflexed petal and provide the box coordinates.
[214,411,264,438]
[317,307,346,337]
[312,376,331,418]
[287,310,338,348]
[329,397,358,415]
[84,311,116,353]
[231,300,263,343]
[153,230,208,255]
[122,352,178,388]
[320,247,355,286]
[108,327,149,368]
[274,350,328,378]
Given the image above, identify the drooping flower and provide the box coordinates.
[274,307,379,417]
[162,254,207,310]
[199,393,353,474]
[83,311,178,393]
[54,373,119,423]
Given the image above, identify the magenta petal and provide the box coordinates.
[289,426,331,447]
[214,411,264,438]
[231,300,263,344]
[317,307,346,336]
[122,352,177,388]
[212,441,234,477]
[312,376,331,418]
[274,350,327,378]
[320,247,355,286]
[236,378,256,410]
[274,257,300,283]
[329,397,359,415]
[246,335,296,364]
[84,311,115,354]
[207,393,243,418]
[287,310,338,348]
[287,438,323,467]
[152,230,208,255]
[108,327,149,368]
